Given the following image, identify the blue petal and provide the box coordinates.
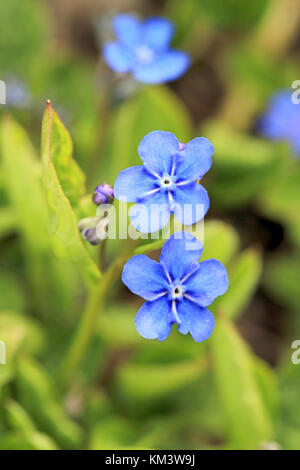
[135,297,173,341]
[138,130,180,176]
[114,166,158,202]
[173,183,209,225]
[103,42,133,73]
[177,300,215,342]
[160,231,203,282]
[113,14,141,49]
[175,137,214,182]
[133,50,190,84]
[142,17,174,51]
[122,255,168,301]
[259,91,293,139]
[184,259,229,307]
[129,190,170,233]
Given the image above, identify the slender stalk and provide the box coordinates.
[59,251,131,387]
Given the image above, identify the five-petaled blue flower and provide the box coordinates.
[122,232,228,342]
[114,130,213,233]
[259,90,300,157]
[103,14,190,84]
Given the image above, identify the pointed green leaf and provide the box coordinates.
[211,316,273,449]
[16,357,82,448]
[41,101,100,283]
[215,248,262,319]
[47,106,85,206]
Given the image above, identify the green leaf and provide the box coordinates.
[16,357,82,449]
[47,107,86,206]
[41,101,100,284]
[211,316,273,449]
[0,207,17,239]
[277,363,300,450]
[196,0,270,30]
[0,431,58,451]
[116,359,206,405]
[215,248,262,320]
[1,116,49,252]
[264,254,300,310]
[0,270,26,312]
[252,358,278,423]
[103,85,192,182]
[89,417,140,450]
[0,311,46,360]
[202,121,281,208]
[257,157,300,244]
[5,399,36,433]
[202,220,240,265]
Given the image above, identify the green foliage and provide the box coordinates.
[203,121,281,207]
[41,102,100,284]
[215,249,262,320]
[16,358,82,449]
[211,316,274,449]
[0,0,47,74]
[46,106,86,206]
[1,116,49,252]
[264,253,300,311]
[0,0,299,451]
[103,86,192,182]
[196,0,270,30]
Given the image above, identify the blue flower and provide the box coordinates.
[259,90,300,157]
[103,14,190,84]
[114,131,213,233]
[122,232,228,342]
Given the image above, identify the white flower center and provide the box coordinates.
[136,45,154,64]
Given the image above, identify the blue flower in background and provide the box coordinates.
[103,14,190,84]
[259,90,300,157]
[5,78,30,108]
[122,232,228,342]
[114,130,213,233]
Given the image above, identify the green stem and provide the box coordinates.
[59,250,132,387]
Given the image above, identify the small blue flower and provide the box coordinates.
[259,90,300,157]
[103,14,190,84]
[5,78,30,107]
[114,130,213,233]
[122,232,228,342]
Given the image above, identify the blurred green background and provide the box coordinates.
[0,0,300,450]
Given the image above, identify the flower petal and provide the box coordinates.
[129,190,170,233]
[160,231,203,282]
[184,259,229,307]
[114,166,158,202]
[133,50,190,84]
[102,42,133,73]
[113,14,141,49]
[259,91,292,139]
[173,183,209,225]
[177,300,215,342]
[175,137,214,181]
[142,17,174,51]
[122,255,168,301]
[138,130,180,176]
[135,297,173,341]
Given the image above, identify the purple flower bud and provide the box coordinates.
[83,227,100,246]
[93,183,114,205]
